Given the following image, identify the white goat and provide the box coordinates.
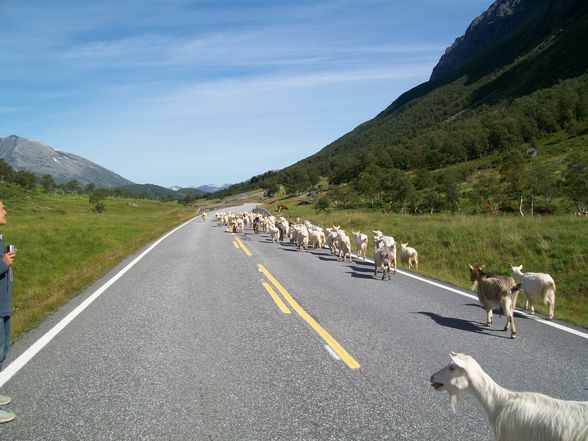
[509,264,556,320]
[431,352,588,441]
[326,227,340,256]
[374,245,396,280]
[468,264,520,339]
[352,231,368,260]
[268,224,280,243]
[293,224,309,251]
[337,230,352,262]
[372,230,395,252]
[400,242,419,270]
[309,229,324,249]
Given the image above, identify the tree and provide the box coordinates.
[382,168,415,213]
[414,168,435,191]
[13,170,37,190]
[329,157,361,185]
[405,186,423,214]
[283,168,310,195]
[264,180,280,198]
[0,160,14,182]
[439,173,461,213]
[84,183,96,194]
[306,166,321,188]
[500,148,528,215]
[89,189,109,213]
[40,174,56,192]
[353,165,383,207]
[314,196,331,213]
[329,185,360,209]
[63,180,81,194]
[469,174,503,215]
[424,190,443,214]
[563,151,588,213]
[525,160,558,215]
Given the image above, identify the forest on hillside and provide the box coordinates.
[212,73,588,216]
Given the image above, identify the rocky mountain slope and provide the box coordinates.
[430,0,549,81]
[0,135,134,188]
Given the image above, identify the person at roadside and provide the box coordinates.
[0,200,16,423]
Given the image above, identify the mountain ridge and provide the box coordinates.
[0,135,134,188]
[294,0,588,168]
[211,0,588,206]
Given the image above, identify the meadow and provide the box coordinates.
[264,201,588,329]
[1,187,195,340]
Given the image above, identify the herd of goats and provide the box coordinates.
[206,208,556,339]
[200,208,587,441]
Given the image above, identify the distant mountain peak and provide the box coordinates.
[0,135,134,188]
[430,0,546,81]
[170,183,231,193]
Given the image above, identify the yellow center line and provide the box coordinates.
[234,235,252,256]
[258,263,361,370]
[261,280,291,314]
[232,241,239,248]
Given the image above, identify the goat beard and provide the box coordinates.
[447,389,459,413]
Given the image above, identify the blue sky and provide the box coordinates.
[0,0,494,188]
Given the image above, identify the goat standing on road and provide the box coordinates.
[431,352,588,441]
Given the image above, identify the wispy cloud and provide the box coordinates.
[62,30,443,72]
[0,0,495,186]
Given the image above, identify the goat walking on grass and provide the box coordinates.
[431,352,588,441]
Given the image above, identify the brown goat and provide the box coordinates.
[468,264,520,339]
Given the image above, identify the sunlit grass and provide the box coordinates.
[2,190,195,340]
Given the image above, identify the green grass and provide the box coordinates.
[266,201,588,328]
[1,187,195,340]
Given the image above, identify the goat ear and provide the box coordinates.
[449,352,467,369]
[468,264,473,270]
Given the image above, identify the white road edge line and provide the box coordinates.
[324,344,341,361]
[356,253,588,340]
[0,216,198,388]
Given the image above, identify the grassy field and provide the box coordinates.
[1,187,196,341]
[263,200,588,329]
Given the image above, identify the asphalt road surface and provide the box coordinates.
[1,203,586,440]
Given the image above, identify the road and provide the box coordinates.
[1,203,587,440]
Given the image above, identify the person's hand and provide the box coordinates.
[2,251,16,267]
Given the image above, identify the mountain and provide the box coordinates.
[117,183,182,200]
[215,0,588,203]
[283,0,588,172]
[430,0,549,81]
[0,135,134,188]
[194,184,231,193]
[170,184,231,194]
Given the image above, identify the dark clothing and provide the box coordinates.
[0,317,9,369]
[0,235,12,370]
[0,236,12,318]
